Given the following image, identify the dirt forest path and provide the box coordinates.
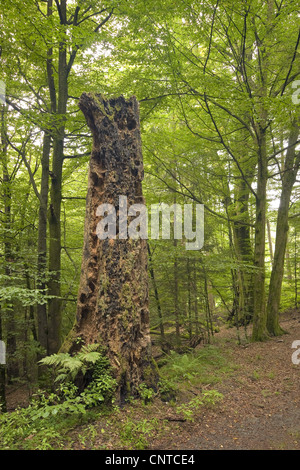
[150,311,300,451]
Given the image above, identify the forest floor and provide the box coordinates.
[5,309,300,451]
[149,310,300,451]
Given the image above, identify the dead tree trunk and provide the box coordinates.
[61,93,156,401]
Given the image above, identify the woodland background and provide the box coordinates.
[0,0,299,436]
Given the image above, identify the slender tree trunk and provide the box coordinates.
[47,0,68,353]
[172,185,180,344]
[251,1,274,341]
[224,194,242,330]
[266,185,292,335]
[61,93,157,401]
[266,122,300,335]
[202,260,213,341]
[207,280,215,315]
[37,132,50,357]
[295,228,298,309]
[232,172,255,325]
[285,243,292,281]
[48,130,64,354]
[187,258,192,340]
[48,137,64,353]
[147,244,165,342]
[1,105,18,379]
[173,239,180,344]
[267,218,273,265]
[38,0,56,358]
[24,266,37,344]
[0,106,8,405]
[0,310,6,412]
[252,132,268,341]
[193,260,199,335]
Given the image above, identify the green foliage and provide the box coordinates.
[0,393,105,450]
[39,344,104,383]
[0,0,300,450]
[176,390,224,422]
[160,345,236,389]
[77,424,102,450]
[31,394,87,421]
[39,344,117,407]
[0,346,117,450]
[157,378,177,402]
[138,382,156,405]
[0,405,65,450]
[0,283,53,307]
[82,358,118,407]
[119,417,160,450]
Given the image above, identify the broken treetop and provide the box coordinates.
[78,93,144,206]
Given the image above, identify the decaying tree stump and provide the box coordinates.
[62,93,157,401]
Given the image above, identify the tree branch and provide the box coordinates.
[280,27,300,97]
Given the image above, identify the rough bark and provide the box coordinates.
[61,93,156,401]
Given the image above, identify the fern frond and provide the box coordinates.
[39,353,71,367]
[55,373,68,383]
[80,344,101,355]
[61,357,83,369]
[77,351,102,364]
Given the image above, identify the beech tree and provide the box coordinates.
[1,0,117,354]
[0,0,299,410]
[118,0,300,340]
[266,118,300,335]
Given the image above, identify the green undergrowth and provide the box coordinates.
[0,403,110,450]
[158,343,237,391]
[0,344,118,450]
[0,343,233,450]
[118,416,162,450]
